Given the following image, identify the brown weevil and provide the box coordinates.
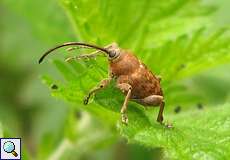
[39,42,166,125]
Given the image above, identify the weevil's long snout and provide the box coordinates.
[38,42,110,64]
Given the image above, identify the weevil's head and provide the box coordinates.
[106,42,121,61]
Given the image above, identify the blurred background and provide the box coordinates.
[0,0,230,159]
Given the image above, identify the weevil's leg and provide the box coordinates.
[66,45,92,52]
[65,43,116,62]
[117,83,132,124]
[157,101,173,128]
[65,51,104,62]
[157,100,165,124]
[134,95,164,124]
[83,77,112,105]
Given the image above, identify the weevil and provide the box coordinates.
[39,42,166,125]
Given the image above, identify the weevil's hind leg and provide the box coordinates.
[134,95,164,124]
[157,101,173,128]
[117,83,132,124]
[83,78,111,105]
[157,101,164,124]
[65,43,116,62]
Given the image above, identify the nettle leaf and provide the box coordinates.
[40,0,230,159]
[122,103,230,159]
[141,28,230,109]
[145,28,230,83]
[58,0,230,108]
[60,0,214,47]
[42,58,230,159]
[42,70,230,159]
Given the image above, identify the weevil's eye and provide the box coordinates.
[108,49,120,60]
[109,50,116,58]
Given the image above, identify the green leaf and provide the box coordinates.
[119,103,230,159]
[60,0,214,47]
[55,0,230,108]
[40,0,230,159]
[53,59,79,81]
[146,28,230,82]
[43,72,230,158]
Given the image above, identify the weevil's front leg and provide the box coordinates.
[117,83,132,124]
[83,78,112,105]
[65,51,104,62]
[65,43,116,62]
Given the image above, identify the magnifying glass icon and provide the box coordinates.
[3,141,18,157]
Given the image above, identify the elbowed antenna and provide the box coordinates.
[38,42,110,64]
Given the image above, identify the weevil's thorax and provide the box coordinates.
[109,50,140,77]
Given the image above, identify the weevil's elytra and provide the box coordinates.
[39,42,168,126]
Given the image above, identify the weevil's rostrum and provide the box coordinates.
[39,42,165,125]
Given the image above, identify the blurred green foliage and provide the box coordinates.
[1,0,230,159]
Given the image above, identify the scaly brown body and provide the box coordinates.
[110,50,163,100]
[39,42,166,125]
